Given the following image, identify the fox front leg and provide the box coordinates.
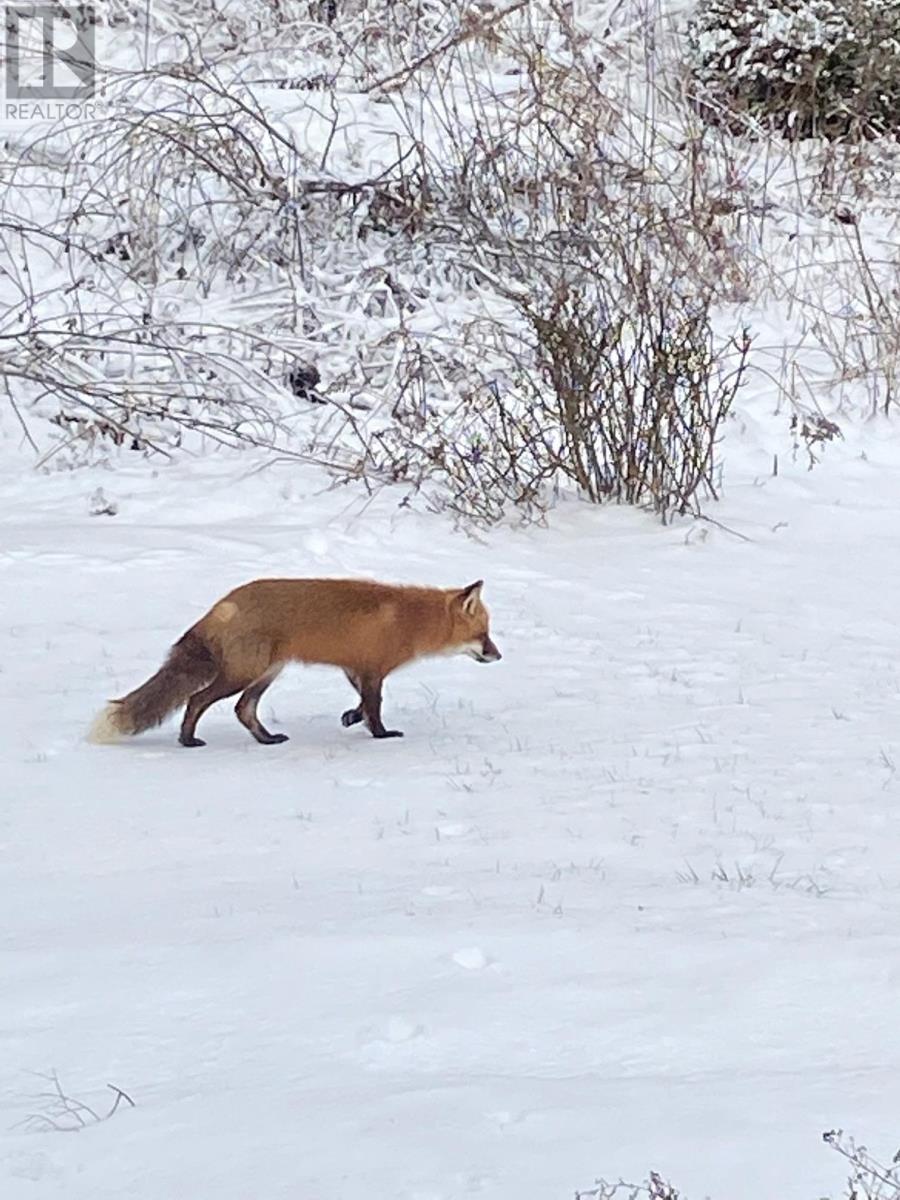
[360,675,403,739]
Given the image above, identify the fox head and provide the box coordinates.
[447,580,502,663]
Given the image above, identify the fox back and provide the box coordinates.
[195,577,499,678]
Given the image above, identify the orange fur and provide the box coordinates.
[198,579,492,677]
[88,577,501,748]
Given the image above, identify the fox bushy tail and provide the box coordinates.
[88,631,218,743]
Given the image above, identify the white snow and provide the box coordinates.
[3,417,900,1199]
[2,2,900,1192]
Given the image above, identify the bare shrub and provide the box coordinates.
[803,227,900,416]
[790,410,843,467]
[8,0,891,514]
[574,1172,681,1199]
[760,178,900,422]
[0,50,413,462]
[362,259,751,526]
[572,1133,900,1200]
[824,1130,900,1199]
[15,1071,135,1134]
[316,1,755,524]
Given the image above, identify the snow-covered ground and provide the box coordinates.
[3,413,900,1199]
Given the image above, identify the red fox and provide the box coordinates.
[88,577,501,748]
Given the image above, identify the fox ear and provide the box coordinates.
[457,580,484,614]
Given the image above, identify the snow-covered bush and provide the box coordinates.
[13,0,884,518]
[687,0,900,139]
[0,0,527,465]
[3,0,756,517]
[318,12,755,524]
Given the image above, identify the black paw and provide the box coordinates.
[258,732,289,745]
[179,735,206,748]
[341,708,364,728]
[372,729,404,739]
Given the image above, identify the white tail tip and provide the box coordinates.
[86,703,126,745]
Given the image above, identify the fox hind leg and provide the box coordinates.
[235,667,287,745]
[341,670,365,728]
[179,675,245,747]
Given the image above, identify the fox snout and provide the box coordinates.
[471,634,502,664]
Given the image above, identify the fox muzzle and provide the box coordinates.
[476,635,502,663]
